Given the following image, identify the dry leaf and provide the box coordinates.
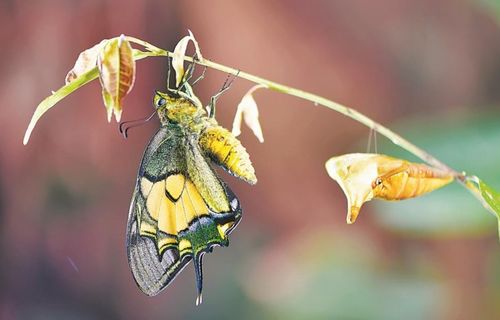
[172,30,203,87]
[232,85,266,143]
[65,39,108,84]
[97,35,136,122]
[325,153,454,224]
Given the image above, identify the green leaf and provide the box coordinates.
[23,67,99,145]
[477,178,500,239]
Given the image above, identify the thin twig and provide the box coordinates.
[126,37,468,183]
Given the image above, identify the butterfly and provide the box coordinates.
[125,80,256,305]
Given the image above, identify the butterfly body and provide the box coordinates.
[126,88,255,304]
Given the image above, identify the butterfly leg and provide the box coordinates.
[191,65,207,87]
[179,52,200,89]
[208,71,240,118]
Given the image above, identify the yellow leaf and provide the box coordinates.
[325,153,454,224]
[172,30,203,87]
[232,85,266,143]
[97,35,136,122]
[65,39,108,84]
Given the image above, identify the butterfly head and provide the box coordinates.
[153,89,205,126]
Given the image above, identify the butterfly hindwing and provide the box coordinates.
[126,125,242,300]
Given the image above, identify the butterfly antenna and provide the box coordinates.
[118,111,156,138]
[194,252,205,306]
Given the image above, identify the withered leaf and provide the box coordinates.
[172,30,203,87]
[97,35,136,122]
[65,39,108,84]
[232,85,266,143]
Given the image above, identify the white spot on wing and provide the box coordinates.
[230,198,238,210]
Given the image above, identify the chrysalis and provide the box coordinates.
[325,153,454,224]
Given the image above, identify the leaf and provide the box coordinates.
[23,67,99,145]
[24,36,163,145]
[232,85,266,143]
[97,35,136,122]
[65,39,108,84]
[476,177,500,238]
[172,30,203,87]
[325,153,454,224]
[187,30,203,61]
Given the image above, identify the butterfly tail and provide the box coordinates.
[194,251,205,305]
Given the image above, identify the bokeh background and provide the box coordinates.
[2,0,500,319]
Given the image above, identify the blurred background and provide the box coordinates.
[1,0,500,319]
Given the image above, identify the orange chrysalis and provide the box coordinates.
[325,154,454,224]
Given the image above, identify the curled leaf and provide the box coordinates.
[64,39,109,84]
[232,85,266,143]
[65,39,108,84]
[172,30,203,87]
[97,35,136,122]
[325,153,454,224]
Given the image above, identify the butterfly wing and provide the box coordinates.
[126,125,242,303]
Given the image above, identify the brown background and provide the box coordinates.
[1,1,500,319]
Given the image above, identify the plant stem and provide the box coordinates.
[128,36,494,208]
[208,58,464,174]
[127,36,169,55]
[128,37,465,179]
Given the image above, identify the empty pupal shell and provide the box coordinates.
[325,153,454,224]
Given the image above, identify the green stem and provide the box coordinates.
[129,37,492,205]
[204,58,463,174]
[128,37,467,182]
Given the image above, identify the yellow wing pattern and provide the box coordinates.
[127,94,246,303]
[138,174,233,255]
